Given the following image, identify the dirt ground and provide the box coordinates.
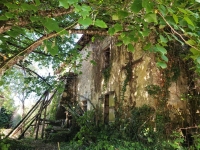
[27,140,58,150]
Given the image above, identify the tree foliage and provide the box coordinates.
[0,0,199,74]
[0,107,13,128]
[0,0,199,114]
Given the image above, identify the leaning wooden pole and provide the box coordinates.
[41,93,49,139]
[35,94,47,140]
[38,90,58,139]
[5,90,48,138]
[41,104,47,139]
[35,89,57,139]
[18,115,38,140]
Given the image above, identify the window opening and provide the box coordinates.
[104,94,109,124]
[104,48,110,68]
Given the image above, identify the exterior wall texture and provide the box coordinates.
[76,36,189,122]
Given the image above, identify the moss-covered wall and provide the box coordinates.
[77,36,195,124]
[77,36,161,110]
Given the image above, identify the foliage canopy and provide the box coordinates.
[0,0,200,129]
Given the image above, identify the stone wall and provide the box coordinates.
[76,36,191,122]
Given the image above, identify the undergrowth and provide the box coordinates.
[58,105,200,150]
[1,105,200,150]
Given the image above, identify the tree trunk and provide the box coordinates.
[0,29,112,76]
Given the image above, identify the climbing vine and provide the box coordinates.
[102,64,112,84]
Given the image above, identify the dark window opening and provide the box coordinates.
[104,48,110,68]
[104,94,109,124]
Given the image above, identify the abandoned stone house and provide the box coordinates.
[6,34,200,140]
[59,34,200,126]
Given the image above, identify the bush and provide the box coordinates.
[0,138,34,150]
[0,107,12,129]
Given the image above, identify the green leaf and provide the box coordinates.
[44,40,58,56]
[156,44,167,55]
[128,44,135,52]
[5,12,14,18]
[7,30,20,38]
[7,27,25,38]
[113,24,123,32]
[78,17,92,27]
[108,27,115,35]
[158,5,168,16]
[115,41,123,46]
[122,36,131,45]
[21,3,31,10]
[59,0,69,9]
[129,31,139,41]
[21,3,37,11]
[81,4,91,12]
[81,11,90,19]
[190,48,200,55]
[112,15,119,20]
[165,34,173,41]
[144,13,157,23]
[35,0,41,6]
[171,34,184,45]
[12,26,25,35]
[90,60,97,65]
[0,16,8,20]
[120,32,126,38]
[131,0,142,13]
[4,3,18,9]
[159,35,168,43]
[161,55,168,62]
[197,57,200,64]
[66,0,78,5]
[173,14,178,24]
[142,1,154,13]
[94,19,107,28]
[49,45,59,56]
[91,36,95,42]
[74,4,82,12]
[168,8,175,14]
[178,8,187,14]
[43,18,60,32]
[191,55,199,60]
[186,40,196,46]
[118,10,129,19]
[156,61,167,69]
[141,28,151,37]
[184,16,195,26]
[143,43,152,51]
[57,28,68,35]
[30,16,42,22]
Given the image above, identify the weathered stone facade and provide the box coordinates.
[75,35,193,123]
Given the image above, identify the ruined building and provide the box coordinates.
[59,34,200,128]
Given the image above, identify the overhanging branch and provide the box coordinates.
[16,64,51,87]
[0,22,78,76]
[69,29,109,35]
[0,27,116,76]
[0,7,74,34]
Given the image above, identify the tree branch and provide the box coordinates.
[0,7,74,34]
[0,22,77,76]
[157,11,199,51]
[33,51,52,57]
[0,26,117,76]
[16,64,51,87]
[69,29,109,35]
[0,32,56,75]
